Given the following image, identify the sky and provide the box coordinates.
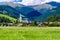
[0,0,22,2]
[0,0,60,5]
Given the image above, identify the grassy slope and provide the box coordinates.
[0,27,60,40]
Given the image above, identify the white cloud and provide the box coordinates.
[0,0,22,2]
[20,0,60,6]
[53,0,60,2]
[18,0,53,5]
[0,0,13,2]
[0,0,60,5]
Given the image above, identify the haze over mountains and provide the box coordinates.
[0,1,60,21]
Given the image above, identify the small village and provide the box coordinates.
[0,0,60,40]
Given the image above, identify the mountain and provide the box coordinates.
[46,1,60,7]
[26,11,41,21]
[0,1,60,22]
[6,2,42,21]
[0,2,41,21]
[0,5,21,19]
[14,6,42,21]
[0,2,24,19]
[28,1,60,21]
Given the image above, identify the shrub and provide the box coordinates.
[48,22,60,27]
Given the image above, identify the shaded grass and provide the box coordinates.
[0,27,60,40]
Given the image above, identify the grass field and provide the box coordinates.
[0,27,60,40]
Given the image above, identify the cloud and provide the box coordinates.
[53,0,60,2]
[0,0,60,5]
[19,0,60,6]
[0,0,22,2]
[16,0,22,2]
[0,0,13,2]
[18,0,53,5]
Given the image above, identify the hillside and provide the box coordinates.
[0,2,60,21]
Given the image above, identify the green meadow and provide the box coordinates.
[0,27,60,40]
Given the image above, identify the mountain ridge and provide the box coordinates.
[0,1,60,21]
